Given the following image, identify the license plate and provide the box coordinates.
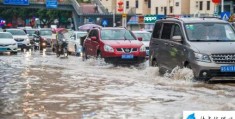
[146,50,149,56]
[220,66,235,72]
[0,48,7,51]
[122,54,134,59]
[18,43,23,45]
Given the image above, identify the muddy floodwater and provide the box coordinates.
[0,51,235,119]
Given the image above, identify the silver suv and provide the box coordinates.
[149,17,235,80]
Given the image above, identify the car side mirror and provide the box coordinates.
[172,36,182,43]
[137,37,143,41]
[91,36,97,41]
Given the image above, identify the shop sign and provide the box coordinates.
[144,15,157,24]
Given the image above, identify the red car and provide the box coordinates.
[83,27,146,64]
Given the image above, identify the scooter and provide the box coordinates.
[56,42,68,58]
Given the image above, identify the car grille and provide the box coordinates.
[211,54,235,64]
[15,39,24,42]
[116,48,138,53]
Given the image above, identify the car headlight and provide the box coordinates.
[26,38,30,42]
[42,42,46,46]
[194,52,211,63]
[140,45,146,52]
[104,45,114,52]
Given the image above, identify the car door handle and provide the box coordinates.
[169,44,174,47]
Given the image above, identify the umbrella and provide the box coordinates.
[78,24,102,31]
[52,28,68,33]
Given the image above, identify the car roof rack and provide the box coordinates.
[161,16,183,21]
[199,16,221,20]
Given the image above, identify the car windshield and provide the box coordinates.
[26,30,36,36]
[0,33,13,39]
[7,30,26,35]
[101,29,136,40]
[134,32,151,41]
[185,23,235,42]
[40,30,52,36]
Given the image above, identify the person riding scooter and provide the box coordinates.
[56,31,68,57]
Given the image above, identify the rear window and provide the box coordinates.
[101,29,135,40]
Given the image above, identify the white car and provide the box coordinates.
[67,31,87,56]
[132,30,152,58]
[0,32,18,54]
[6,29,31,51]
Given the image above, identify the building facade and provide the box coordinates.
[99,0,117,13]
[99,0,151,15]
[100,0,235,16]
[190,0,216,16]
[150,0,190,15]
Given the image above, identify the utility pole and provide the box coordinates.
[113,0,116,27]
[123,0,127,27]
[221,0,224,12]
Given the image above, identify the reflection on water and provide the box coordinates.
[0,52,235,118]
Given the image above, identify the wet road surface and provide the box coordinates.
[0,51,235,119]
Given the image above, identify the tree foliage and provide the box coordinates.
[0,8,71,26]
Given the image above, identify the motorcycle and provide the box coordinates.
[56,41,68,58]
[33,34,47,51]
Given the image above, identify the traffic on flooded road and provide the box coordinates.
[0,50,235,119]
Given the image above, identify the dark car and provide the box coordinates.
[149,17,235,81]
[83,27,146,65]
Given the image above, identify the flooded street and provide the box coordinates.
[0,51,235,119]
